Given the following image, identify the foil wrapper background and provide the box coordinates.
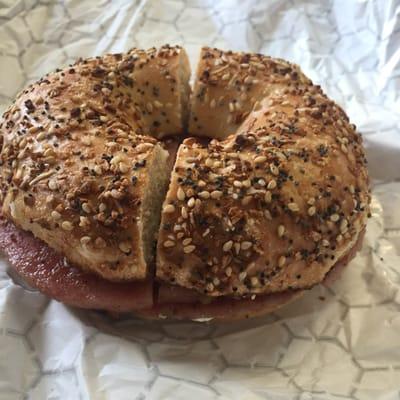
[0,1,399,399]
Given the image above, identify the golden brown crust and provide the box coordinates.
[157,47,371,297]
[0,45,190,281]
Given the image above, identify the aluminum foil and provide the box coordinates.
[1,1,400,399]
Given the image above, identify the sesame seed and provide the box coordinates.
[183,244,196,254]
[177,187,185,201]
[233,180,242,188]
[94,165,102,175]
[119,241,132,254]
[154,100,163,108]
[340,219,348,233]
[82,203,92,213]
[264,209,272,220]
[79,216,90,227]
[61,221,73,231]
[288,202,299,212]
[213,277,220,286]
[163,240,175,248]
[111,189,123,199]
[19,137,27,148]
[187,197,195,208]
[182,238,192,246]
[202,228,210,237]
[223,240,233,252]
[28,126,39,134]
[278,225,285,237]
[336,234,343,243]
[225,267,232,277]
[239,271,247,281]
[270,164,279,176]
[163,204,175,213]
[99,203,107,212]
[111,154,123,164]
[229,102,235,112]
[181,207,188,219]
[258,179,266,187]
[101,87,111,96]
[146,102,153,113]
[80,236,91,245]
[210,99,216,108]
[210,190,223,199]
[241,241,252,250]
[251,276,259,287]
[177,232,184,239]
[264,191,272,203]
[205,158,213,167]
[48,179,58,191]
[222,73,230,80]
[278,255,286,267]
[51,210,61,220]
[119,162,129,174]
[307,197,316,205]
[254,155,267,164]
[198,191,210,199]
[322,239,330,247]
[330,213,340,222]
[242,179,251,188]
[308,206,316,216]
[267,179,277,190]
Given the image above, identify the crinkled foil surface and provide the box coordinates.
[0,1,399,399]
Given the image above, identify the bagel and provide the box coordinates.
[0,45,370,320]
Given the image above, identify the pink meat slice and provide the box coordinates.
[0,217,153,312]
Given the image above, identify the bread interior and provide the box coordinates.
[140,144,171,268]
[178,49,192,132]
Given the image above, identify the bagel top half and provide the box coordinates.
[0,45,370,299]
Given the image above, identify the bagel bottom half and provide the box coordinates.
[0,212,364,320]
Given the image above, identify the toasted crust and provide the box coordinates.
[157,47,370,297]
[0,45,190,281]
